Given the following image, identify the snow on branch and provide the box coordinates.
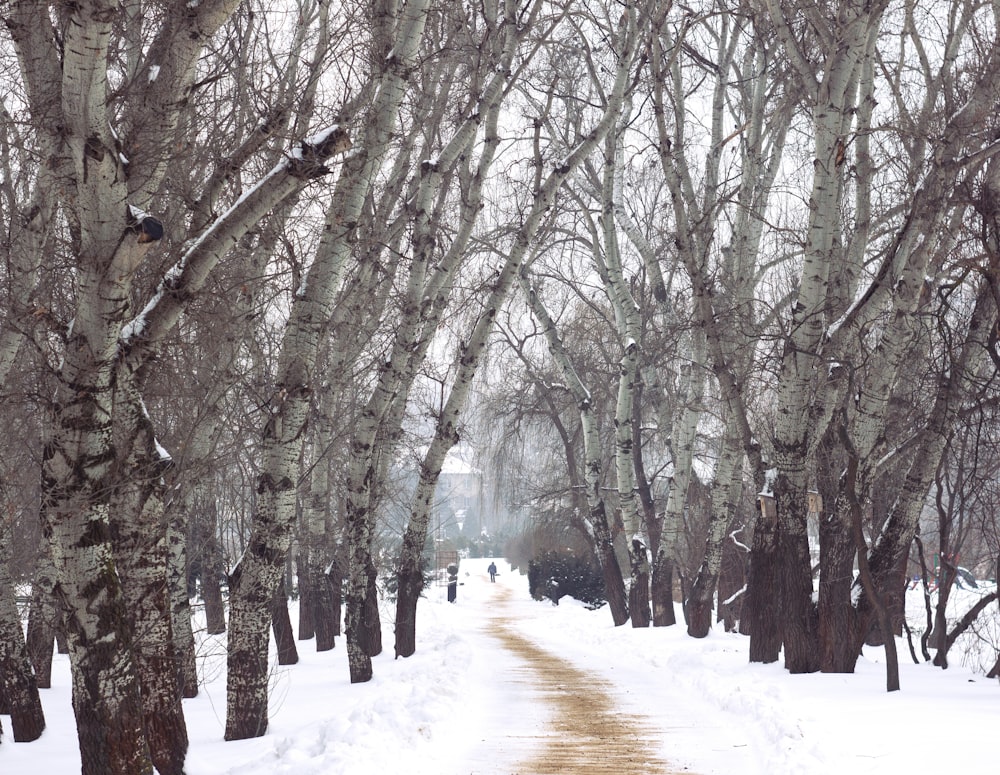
[287,125,352,179]
[121,127,352,354]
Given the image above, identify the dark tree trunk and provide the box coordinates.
[394,565,423,658]
[297,546,315,641]
[329,565,343,638]
[345,589,372,683]
[592,502,629,626]
[687,569,717,638]
[866,548,908,647]
[716,530,747,632]
[200,506,227,636]
[202,566,226,635]
[394,496,434,659]
[650,552,676,626]
[313,567,338,651]
[773,476,819,673]
[345,464,379,683]
[817,494,860,672]
[747,496,781,663]
[0,547,45,742]
[167,512,198,699]
[844,458,899,691]
[25,582,56,689]
[629,541,651,628]
[913,537,934,661]
[815,429,860,672]
[632,386,660,560]
[931,564,956,668]
[363,567,382,657]
[271,582,299,666]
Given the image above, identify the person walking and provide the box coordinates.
[488,561,498,582]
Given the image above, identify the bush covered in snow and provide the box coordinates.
[527,551,605,609]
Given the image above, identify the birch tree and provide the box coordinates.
[392,0,547,657]
[8,2,242,769]
[642,6,786,634]
[753,0,1000,677]
[517,266,631,625]
[223,0,433,733]
[741,0,891,672]
[598,124,653,627]
[6,0,353,767]
[392,0,642,656]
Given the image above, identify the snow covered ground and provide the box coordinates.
[2,557,998,774]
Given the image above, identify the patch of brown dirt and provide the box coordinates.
[484,583,692,774]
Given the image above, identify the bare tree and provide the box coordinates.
[6,0,353,768]
[517,267,631,625]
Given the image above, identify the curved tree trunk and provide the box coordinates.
[396,4,641,655]
[393,1,540,657]
[227,0,419,711]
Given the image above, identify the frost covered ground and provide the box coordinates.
[2,557,997,774]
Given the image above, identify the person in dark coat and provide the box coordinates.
[487,561,498,582]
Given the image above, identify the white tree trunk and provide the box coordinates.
[598,127,650,626]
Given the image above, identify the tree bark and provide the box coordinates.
[167,502,198,699]
[0,523,45,742]
[25,548,59,689]
[8,0,325,765]
[271,580,299,666]
[599,126,650,627]
[200,502,227,636]
[747,494,781,663]
[816,423,860,673]
[109,378,187,775]
[687,414,743,638]
[844,456,899,691]
[225,0,418,721]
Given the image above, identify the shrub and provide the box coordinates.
[527,550,606,609]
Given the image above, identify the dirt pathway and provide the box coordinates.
[482,582,691,774]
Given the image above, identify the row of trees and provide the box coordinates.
[480,0,1000,681]
[1,0,999,772]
